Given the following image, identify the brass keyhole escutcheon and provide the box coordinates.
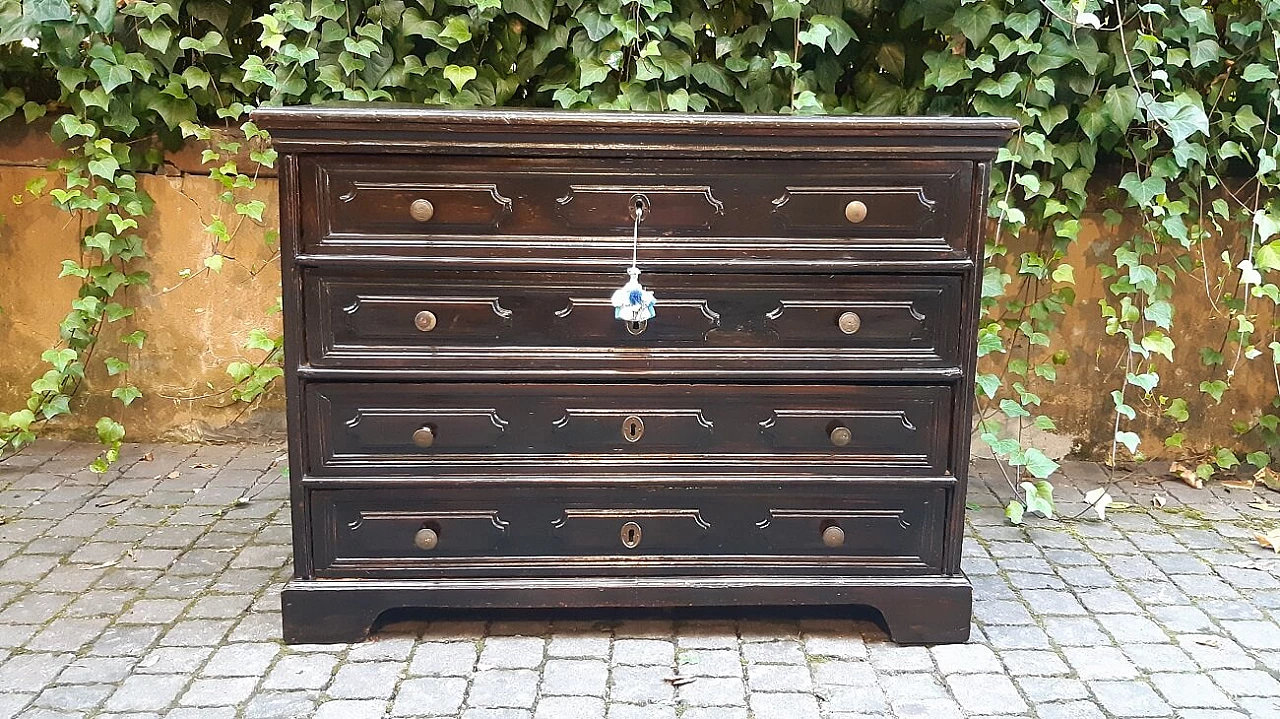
[622,415,645,443]
[414,527,439,551]
[844,200,867,224]
[413,426,435,448]
[415,310,437,332]
[627,319,648,336]
[410,198,435,222]
[822,524,845,548]
[838,311,862,335]
[830,426,852,447]
[620,521,642,549]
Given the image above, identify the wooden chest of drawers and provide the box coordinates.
[252,105,1015,645]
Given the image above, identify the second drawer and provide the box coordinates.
[305,382,954,476]
[304,270,964,377]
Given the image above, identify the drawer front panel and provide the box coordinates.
[305,383,952,476]
[306,271,962,374]
[300,156,974,265]
[310,483,949,577]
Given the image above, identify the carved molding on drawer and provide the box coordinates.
[349,509,511,533]
[765,299,926,323]
[754,508,912,532]
[555,184,725,231]
[551,508,712,529]
[340,295,513,319]
[770,185,938,232]
[757,409,918,431]
[330,176,514,231]
[553,297,722,337]
[341,407,510,450]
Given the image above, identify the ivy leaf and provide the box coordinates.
[121,330,147,349]
[1005,500,1025,525]
[1020,479,1055,516]
[95,416,125,445]
[234,200,266,222]
[1103,86,1139,128]
[1243,64,1278,81]
[1189,39,1221,67]
[112,386,142,406]
[999,398,1030,419]
[502,0,552,29]
[1083,488,1113,521]
[796,22,832,50]
[1144,299,1173,329]
[227,361,254,383]
[1118,172,1165,206]
[1144,94,1209,144]
[809,15,856,54]
[246,328,279,352]
[1050,264,1074,284]
[1164,398,1189,422]
[975,373,1000,398]
[104,357,130,376]
[1200,379,1228,403]
[951,2,1000,44]
[976,72,1021,98]
[1141,332,1175,361]
[139,24,172,52]
[204,254,225,273]
[1115,430,1140,455]
[1127,371,1159,393]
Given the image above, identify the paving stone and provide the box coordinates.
[178,677,258,706]
[1150,673,1237,708]
[547,636,610,658]
[33,685,111,712]
[945,673,1027,714]
[749,692,820,719]
[1100,613,1173,643]
[802,633,867,659]
[102,675,187,712]
[1036,701,1108,719]
[327,663,402,700]
[1090,680,1174,717]
[606,703,676,719]
[1017,677,1089,702]
[263,654,339,690]
[468,669,540,708]
[313,699,390,719]
[201,642,279,677]
[1123,643,1197,673]
[931,643,1001,674]
[746,663,811,692]
[1176,635,1256,670]
[1000,649,1069,676]
[55,657,136,685]
[608,666,672,704]
[1221,620,1280,649]
[812,660,877,687]
[391,677,467,716]
[242,691,316,719]
[678,677,745,706]
[1209,669,1280,697]
[409,642,477,676]
[531,696,604,719]
[677,649,740,677]
[478,637,545,669]
[0,654,75,692]
[742,640,804,665]
[611,639,674,666]
[541,660,608,696]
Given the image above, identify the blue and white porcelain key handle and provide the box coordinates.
[611,194,656,324]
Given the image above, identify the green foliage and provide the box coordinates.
[0,0,1277,505]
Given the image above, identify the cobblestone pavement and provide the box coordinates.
[1,441,1280,718]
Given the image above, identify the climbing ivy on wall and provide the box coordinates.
[0,0,1278,522]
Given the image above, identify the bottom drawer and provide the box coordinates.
[310,483,951,578]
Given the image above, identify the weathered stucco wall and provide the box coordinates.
[0,120,1269,457]
[0,119,284,443]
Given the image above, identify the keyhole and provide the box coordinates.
[622,415,644,443]
[627,319,648,335]
[620,521,642,548]
[628,194,650,221]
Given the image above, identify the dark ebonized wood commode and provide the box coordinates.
[252,105,1015,645]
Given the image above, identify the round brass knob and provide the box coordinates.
[838,312,861,335]
[410,198,435,222]
[822,524,845,548]
[414,527,439,551]
[830,426,852,447]
[844,200,867,224]
[412,426,435,448]
[414,310,437,332]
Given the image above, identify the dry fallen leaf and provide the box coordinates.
[1256,530,1280,553]
[166,470,181,479]
[141,452,154,461]
[1257,466,1280,493]
[1084,487,1114,521]
[1222,477,1256,490]
[664,676,696,686]
[190,462,216,469]
[1248,499,1280,513]
[1170,461,1204,489]
[1151,494,1168,509]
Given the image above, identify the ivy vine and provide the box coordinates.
[1,0,1279,524]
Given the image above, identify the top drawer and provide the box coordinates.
[297,156,977,268]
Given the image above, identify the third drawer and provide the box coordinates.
[304,269,964,377]
[304,382,955,476]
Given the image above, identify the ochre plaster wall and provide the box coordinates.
[0,121,1268,458]
[0,121,284,442]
